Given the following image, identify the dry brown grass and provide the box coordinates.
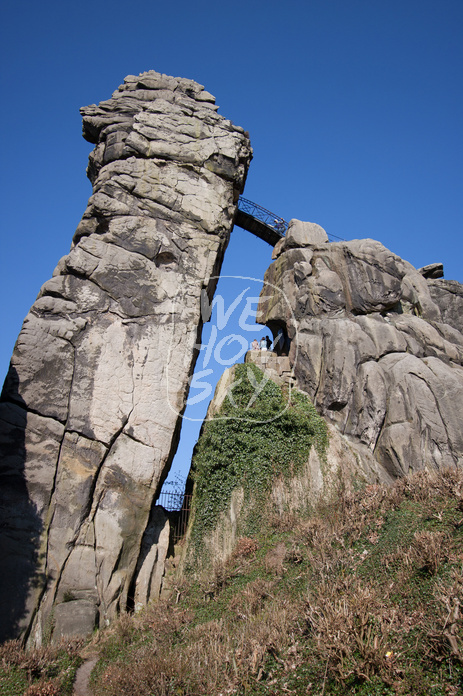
[93,593,300,696]
[282,467,463,688]
[264,541,288,575]
[0,638,82,676]
[12,465,459,696]
[0,637,83,695]
[428,566,463,662]
[412,530,450,574]
[23,680,61,696]
[229,578,274,619]
[268,510,301,532]
[306,575,402,684]
[230,536,259,560]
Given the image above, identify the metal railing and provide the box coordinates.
[237,196,289,235]
[157,489,186,512]
[157,490,192,544]
[327,231,346,242]
[237,197,346,242]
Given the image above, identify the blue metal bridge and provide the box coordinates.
[235,197,288,247]
[235,196,344,246]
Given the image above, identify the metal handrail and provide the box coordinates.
[237,196,289,235]
[328,232,345,241]
[237,196,346,242]
[157,491,192,543]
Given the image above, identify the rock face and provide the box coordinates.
[428,279,463,335]
[259,230,463,479]
[0,71,251,644]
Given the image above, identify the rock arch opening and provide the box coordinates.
[158,225,275,494]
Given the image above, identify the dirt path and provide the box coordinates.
[73,656,98,696]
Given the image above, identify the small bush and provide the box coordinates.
[229,579,274,619]
[231,536,259,560]
[264,542,288,575]
[412,530,449,574]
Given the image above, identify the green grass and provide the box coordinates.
[0,667,28,696]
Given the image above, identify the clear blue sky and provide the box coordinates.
[1,0,462,483]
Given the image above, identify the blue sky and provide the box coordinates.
[1,0,462,483]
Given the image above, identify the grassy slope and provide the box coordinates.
[1,368,463,695]
[2,469,463,695]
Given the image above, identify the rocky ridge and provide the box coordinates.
[0,71,251,644]
[258,219,463,478]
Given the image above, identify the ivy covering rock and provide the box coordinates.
[188,363,328,557]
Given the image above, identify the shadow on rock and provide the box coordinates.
[0,366,44,643]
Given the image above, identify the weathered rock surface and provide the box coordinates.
[283,219,329,248]
[418,262,444,280]
[259,229,463,478]
[428,278,463,334]
[133,506,170,609]
[244,350,295,387]
[0,71,251,643]
[52,600,98,643]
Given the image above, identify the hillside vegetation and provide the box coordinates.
[186,363,328,566]
[2,467,463,695]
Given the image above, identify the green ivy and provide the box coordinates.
[188,363,328,559]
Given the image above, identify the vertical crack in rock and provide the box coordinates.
[0,70,251,644]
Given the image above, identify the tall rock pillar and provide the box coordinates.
[0,71,251,643]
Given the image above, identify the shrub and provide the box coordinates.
[412,530,449,575]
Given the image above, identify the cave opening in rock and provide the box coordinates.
[266,320,290,356]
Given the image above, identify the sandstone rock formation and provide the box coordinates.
[0,71,251,644]
[259,220,463,479]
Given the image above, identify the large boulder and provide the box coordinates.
[52,600,98,643]
[284,219,329,247]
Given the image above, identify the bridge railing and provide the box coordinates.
[237,196,346,243]
[237,196,289,235]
